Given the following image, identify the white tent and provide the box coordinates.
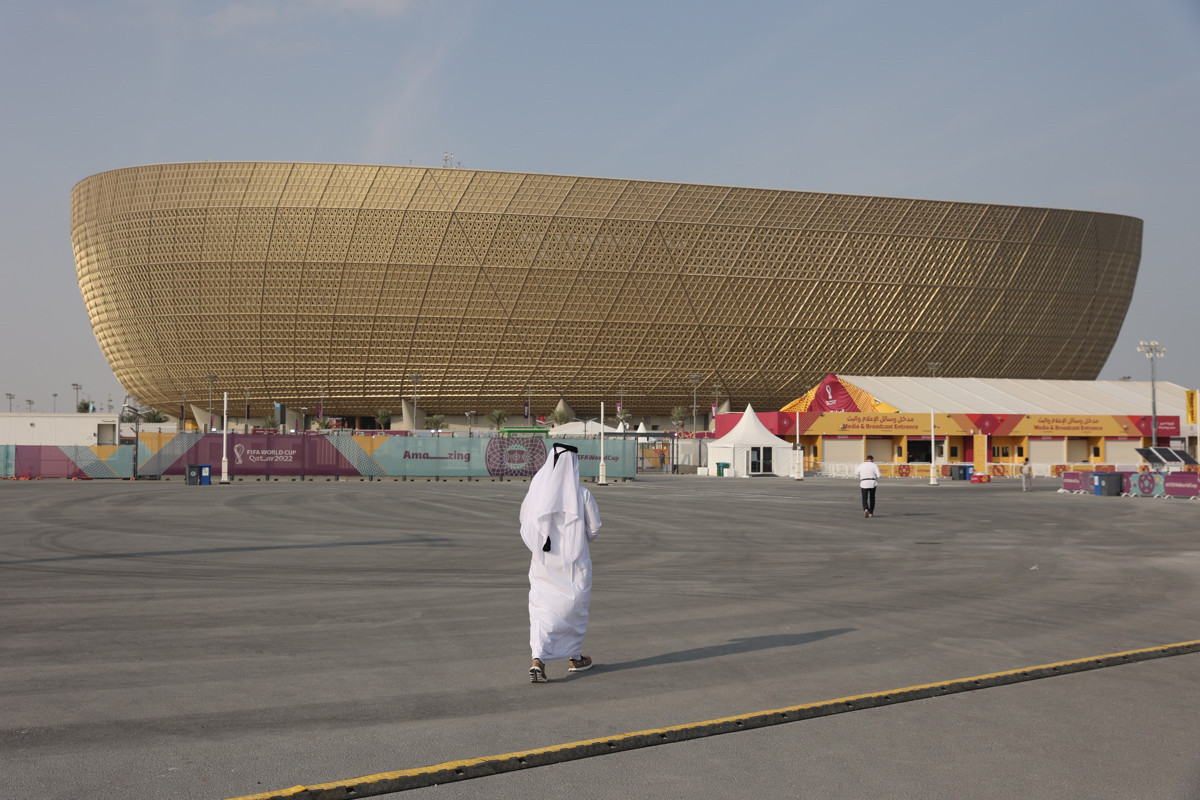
[547,419,622,436]
[707,403,794,477]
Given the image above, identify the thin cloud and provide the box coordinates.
[202,0,417,37]
[307,0,417,16]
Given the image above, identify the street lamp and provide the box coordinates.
[466,410,475,437]
[72,383,82,410]
[928,362,941,485]
[1137,341,1166,445]
[26,399,34,413]
[689,374,703,432]
[5,393,12,412]
[204,374,217,432]
[52,393,57,412]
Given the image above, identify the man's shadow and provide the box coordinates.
[595,628,854,673]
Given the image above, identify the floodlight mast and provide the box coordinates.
[1137,341,1166,445]
[928,362,941,485]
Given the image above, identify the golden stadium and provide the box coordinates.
[71,163,1142,420]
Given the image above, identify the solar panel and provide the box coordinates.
[1167,449,1199,466]
[1136,448,1164,464]
[1153,447,1183,462]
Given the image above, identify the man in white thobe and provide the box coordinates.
[520,442,602,683]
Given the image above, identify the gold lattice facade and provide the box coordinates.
[71,163,1142,418]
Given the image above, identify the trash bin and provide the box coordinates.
[716,462,730,477]
[963,465,974,480]
[1097,473,1122,496]
[199,464,212,486]
[186,464,201,485]
[950,465,966,481]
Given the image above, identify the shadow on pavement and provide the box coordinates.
[594,628,855,674]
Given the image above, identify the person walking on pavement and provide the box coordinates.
[856,454,882,517]
[1021,458,1033,492]
[520,442,602,683]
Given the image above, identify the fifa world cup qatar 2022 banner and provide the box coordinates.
[1,434,635,480]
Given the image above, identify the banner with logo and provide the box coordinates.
[1,434,635,480]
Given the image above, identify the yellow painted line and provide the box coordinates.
[227,638,1200,800]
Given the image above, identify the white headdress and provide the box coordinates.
[520,443,587,564]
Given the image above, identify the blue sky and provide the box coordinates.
[2,0,1198,413]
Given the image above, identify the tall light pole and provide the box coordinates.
[52,393,57,412]
[220,391,230,484]
[204,374,217,432]
[5,393,12,412]
[1138,341,1166,445]
[72,383,82,410]
[689,374,703,432]
[26,399,34,413]
[928,362,941,485]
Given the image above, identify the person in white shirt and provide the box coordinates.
[520,442,602,683]
[855,455,882,518]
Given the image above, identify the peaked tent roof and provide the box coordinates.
[785,373,897,413]
[783,375,1188,416]
[712,403,792,447]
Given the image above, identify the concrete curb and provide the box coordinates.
[226,639,1200,800]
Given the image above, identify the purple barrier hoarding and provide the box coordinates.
[13,447,90,479]
[1061,472,1083,492]
[1164,473,1200,497]
[163,435,361,477]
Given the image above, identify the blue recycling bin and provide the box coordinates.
[199,464,212,485]
[963,465,974,480]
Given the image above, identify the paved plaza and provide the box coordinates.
[3,475,1198,799]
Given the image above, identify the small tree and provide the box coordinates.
[549,407,573,426]
[142,408,168,423]
[263,413,278,429]
[425,414,445,431]
[375,408,392,430]
[487,409,508,430]
[313,417,333,430]
[671,405,689,432]
[77,400,91,413]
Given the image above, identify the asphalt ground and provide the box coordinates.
[2,474,1198,800]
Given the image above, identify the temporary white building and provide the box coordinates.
[546,420,622,436]
[707,403,794,477]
